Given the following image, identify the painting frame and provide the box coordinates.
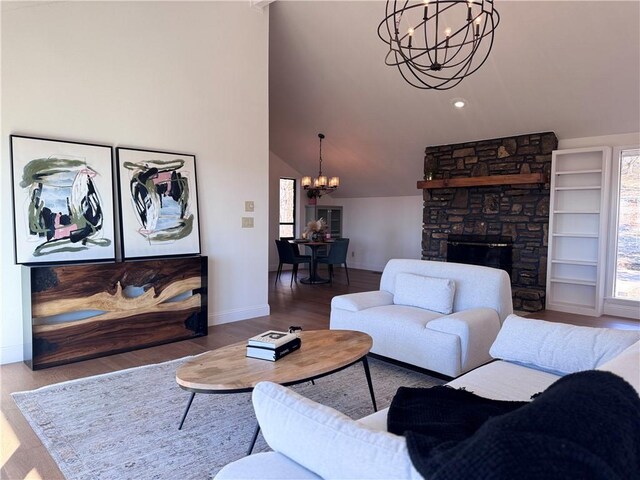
[10,134,116,265]
[116,147,201,260]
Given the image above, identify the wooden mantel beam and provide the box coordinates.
[417,173,546,190]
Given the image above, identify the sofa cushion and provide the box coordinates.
[331,290,394,312]
[490,314,640,374]
[393,273,455,314]
[597,341,640,395]
[252,381,421,480]
[215,452,320,480]
[447,360,560,400]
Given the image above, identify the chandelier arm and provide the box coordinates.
[398,62,460,90]
[378,1,400,44]
[385,3,482,71]
[450,10,500,73]
[436,15,476,68]
[419,12,480,68]
[319,134,323,177]
[438,11,499,79]
[419,6,441,69]
[401,59,461,90]
[456,13,498,77]
[398,39,478,90]
[412,39,479,85]
[379,1,456,47]
[430,33,476,73]
[396,50,451,89]
[399,39,492,87]
[391,1,410,49]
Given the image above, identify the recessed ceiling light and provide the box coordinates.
[451,98,467,109]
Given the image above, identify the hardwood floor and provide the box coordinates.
[1,266,637,479]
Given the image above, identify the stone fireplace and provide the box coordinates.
[420,132,558,311]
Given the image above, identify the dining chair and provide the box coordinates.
[317,238,350,285]
[275,239,312,287]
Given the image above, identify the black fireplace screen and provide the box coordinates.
[446,235,513,277]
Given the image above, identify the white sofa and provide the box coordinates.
[330,259,513,377]
[215,315,640,480]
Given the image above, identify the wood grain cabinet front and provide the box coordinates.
[23,256,208,369]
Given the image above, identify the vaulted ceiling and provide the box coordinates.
[269,1,640,198]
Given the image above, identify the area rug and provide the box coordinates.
[12,356,445,480]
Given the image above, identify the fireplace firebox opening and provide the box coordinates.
[446,234,513,278]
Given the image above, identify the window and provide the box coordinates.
[610,147,640,301]
[279,178,296,239]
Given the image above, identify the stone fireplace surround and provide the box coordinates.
[421,132,558,312]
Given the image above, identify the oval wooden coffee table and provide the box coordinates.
[176,329,377,454]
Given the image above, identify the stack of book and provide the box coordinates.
[246,330,302,361]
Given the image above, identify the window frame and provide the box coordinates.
[604,145,640,318]
[278,177,297,240]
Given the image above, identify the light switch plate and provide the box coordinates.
[245,201,255,212]
[241,217,254,228]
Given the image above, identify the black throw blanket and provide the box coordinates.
[387,370,640,480]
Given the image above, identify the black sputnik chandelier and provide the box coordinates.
[378,0,500,90]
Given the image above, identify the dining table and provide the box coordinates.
[293,239,333,285]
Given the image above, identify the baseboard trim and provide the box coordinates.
[269,264,294,272]
[209,304,271,325]
[347,261,386,272]
[1,343,25,365]
[604,301,640,320]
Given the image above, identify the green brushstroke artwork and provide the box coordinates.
[123,159,195,244]
[20,157,111,257]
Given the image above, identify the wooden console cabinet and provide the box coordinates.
[23,256,208,369]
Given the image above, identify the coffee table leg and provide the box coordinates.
[178,392,196,430]
[361,356,377,412]
[247,422,261,456]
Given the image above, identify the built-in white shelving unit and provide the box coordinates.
[546,147,611,316]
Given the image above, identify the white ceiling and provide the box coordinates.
[269,1,640,198]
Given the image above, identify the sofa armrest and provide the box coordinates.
[252,382,420,480]
[331,291,394,312]
[426,307,501,373]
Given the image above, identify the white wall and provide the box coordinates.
[558,132,640,150]
[1,1,270,364]
[338,196,423,272]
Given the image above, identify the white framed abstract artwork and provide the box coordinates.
[10,135,116,265]
[116,147,201,260]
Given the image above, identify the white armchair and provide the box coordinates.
[330,259,513,377]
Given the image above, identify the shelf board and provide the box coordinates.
[551,259,598,266]
[554,186,601,191]
[546,301,597,313]
[554,169,602,175]
[553,210,600,214]
[550,277,597,286]
[417,172,545,189]
[552,233,598,238]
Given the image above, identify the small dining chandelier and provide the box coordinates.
[301,133,339,198]
[378,0,500,90]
